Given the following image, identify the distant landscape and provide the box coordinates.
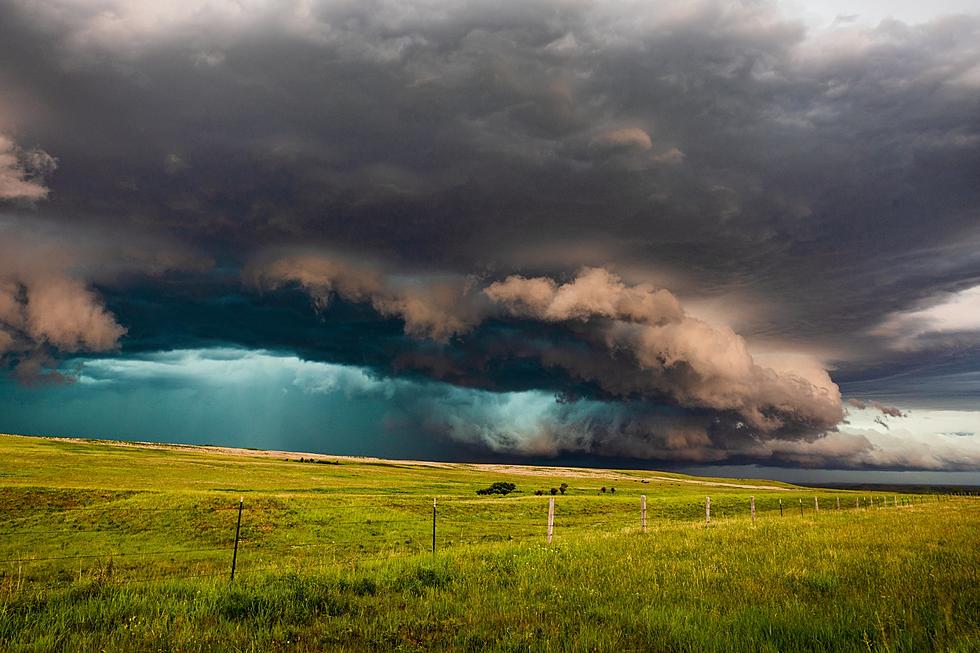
[1,433,977,651]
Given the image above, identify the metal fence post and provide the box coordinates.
[231,496,243,581]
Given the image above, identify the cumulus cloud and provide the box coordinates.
[0,136,126,377]
[0,219,212,379]
[486,267,683,325]
[246,251,489,341]
[488,268,841,435]
[0,134,56,201]
[251,255,843,447]
[10,276,125,351]
[0,240,126,376]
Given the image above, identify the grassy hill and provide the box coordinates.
[0,433,977,651]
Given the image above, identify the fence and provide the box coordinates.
[0,491,961,591]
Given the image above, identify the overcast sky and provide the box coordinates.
[1,0,978,482]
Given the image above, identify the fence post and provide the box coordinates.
[230,496,243,581]
[779,498,783,516]
[547,497,555,544]
[705,496,711,527]
[814,497,819,513]
[641,495,647,533]
[836,497,840,510]
[432,498,437,556]
[855,497,859,509]
[799,497,804,517]
[751,496,756,523]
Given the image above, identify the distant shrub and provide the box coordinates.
[476,482,517,496]
[600,486,606,493]
[534,490,544,496]
[610,487,616,494]
[559,483,568,495]
[549,487,558,495]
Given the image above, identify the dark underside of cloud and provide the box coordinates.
[0,0,978,469]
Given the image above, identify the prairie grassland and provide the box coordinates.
[0,433,977,651]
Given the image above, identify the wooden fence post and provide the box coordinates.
[641,495,647,533]
[799,497,804,517]
[814,497,819,513]
[779,498,783,516]
[836,497,840,510]
[705,496,711,527]
[432,498,437,556]
[855,497,859,509]
[230,496,243,581]
[751,496,756,523]
[547,497,555,544]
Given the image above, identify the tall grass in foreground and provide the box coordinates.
[2,503,978,652]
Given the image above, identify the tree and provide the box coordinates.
[476,482,518,496]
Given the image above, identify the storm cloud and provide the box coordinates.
[0,0,978,469]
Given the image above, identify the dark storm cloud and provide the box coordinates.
[2,2,976,278]
[0,0,978,464]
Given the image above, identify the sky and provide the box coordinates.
[0,0,978,483]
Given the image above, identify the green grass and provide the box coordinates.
[0,433,977,651]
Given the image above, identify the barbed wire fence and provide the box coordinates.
[0,491,966,592]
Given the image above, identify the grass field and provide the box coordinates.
[0,433,977,651]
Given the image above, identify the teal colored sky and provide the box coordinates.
[1,348,976,485]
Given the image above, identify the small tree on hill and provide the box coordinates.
[476,482,518,496]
